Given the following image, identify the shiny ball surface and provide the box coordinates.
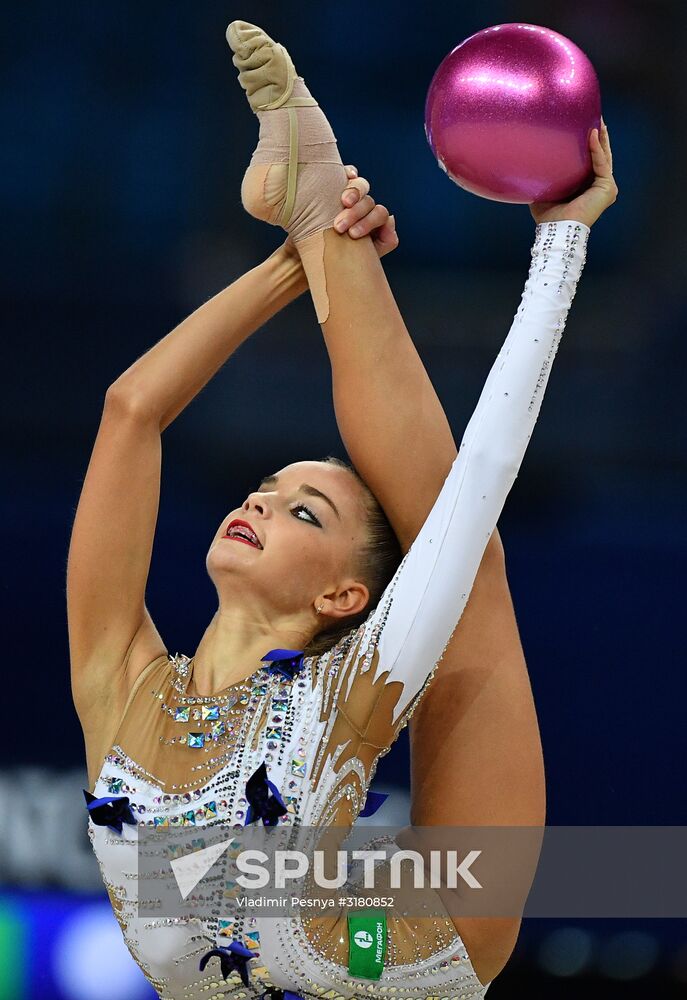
[425,23,601,204]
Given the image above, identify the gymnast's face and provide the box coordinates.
[206,461,371,622]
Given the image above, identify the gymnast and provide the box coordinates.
[68,19,617,999]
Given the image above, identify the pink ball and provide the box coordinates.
[425,23,601,204]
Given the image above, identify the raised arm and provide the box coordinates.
[372,125,617,707]
[67,248,309,733]
[357,219,591,724]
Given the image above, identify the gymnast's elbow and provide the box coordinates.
[467,443,522,494]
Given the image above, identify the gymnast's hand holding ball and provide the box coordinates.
[529,119,618,227]
[424,23,618,229]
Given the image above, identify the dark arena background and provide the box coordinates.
[3,1,686,998]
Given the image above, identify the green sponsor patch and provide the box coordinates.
[347,908,387,979]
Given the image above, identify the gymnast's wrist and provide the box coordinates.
[531,219,591,260]
[533,218,591,237]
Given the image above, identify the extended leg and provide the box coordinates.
[316,227,545,988]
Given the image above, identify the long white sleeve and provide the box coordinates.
[353,220,590,725]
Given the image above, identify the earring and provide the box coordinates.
[316,602,324,615]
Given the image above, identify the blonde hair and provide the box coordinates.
[302,456,402,659]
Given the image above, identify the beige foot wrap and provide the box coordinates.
[227,20,348,322]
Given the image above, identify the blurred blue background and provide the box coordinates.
[2,0,686,997]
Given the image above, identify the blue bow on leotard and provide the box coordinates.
[199,941,256,986]
[244,761,288,826]
[83,790,136,833]
[260,990,305,1000]
[261,648,304,681]
[359,790,389,817]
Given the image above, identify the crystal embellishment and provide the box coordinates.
[290,756,306,777]
[244,930,260,950]
[201,705,219,721]
[174,707,190,722]
[187,732,204,749]
[174,653,190,677]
